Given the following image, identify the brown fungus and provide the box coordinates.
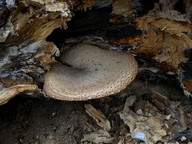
[43,44,138,101]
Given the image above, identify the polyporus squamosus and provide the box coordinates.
[44,44,138,101]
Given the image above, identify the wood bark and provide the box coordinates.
[0,0,192,104]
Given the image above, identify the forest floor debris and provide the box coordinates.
[0,79,192,144]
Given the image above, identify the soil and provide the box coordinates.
[0,78,191,144]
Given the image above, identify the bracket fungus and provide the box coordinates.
[43,44,138,101]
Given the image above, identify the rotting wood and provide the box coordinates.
[84,104,111,131]
[0,0,192,102]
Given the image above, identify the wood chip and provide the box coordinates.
[84,104,111,131]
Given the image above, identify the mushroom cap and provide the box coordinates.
[43,44,138,101]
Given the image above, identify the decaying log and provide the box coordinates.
[0,0,73,103]
[0,0,192,104]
